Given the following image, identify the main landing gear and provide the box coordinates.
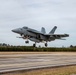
[25,41,48,47]
[33,42,48,47]
[33,43,36,47]
[45,43,48,47]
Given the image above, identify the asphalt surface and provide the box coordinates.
[0,52,76,74]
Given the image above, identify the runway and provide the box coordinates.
[0,52,76,74]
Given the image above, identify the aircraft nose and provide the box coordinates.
[12,29,18,33]
[12,29,15,32]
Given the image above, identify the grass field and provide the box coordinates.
[3,66,76,75]
[0,46,76,52]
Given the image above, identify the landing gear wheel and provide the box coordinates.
[45,43,48,47]
[25,41,29,44]
[33,44,36,47]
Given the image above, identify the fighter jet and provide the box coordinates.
[12,26,69,47]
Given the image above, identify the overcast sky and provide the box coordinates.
[0,0,76,47]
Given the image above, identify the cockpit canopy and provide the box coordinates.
[23,26,28,29]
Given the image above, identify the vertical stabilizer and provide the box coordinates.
[41,27,46,34]
[49,26,57,34]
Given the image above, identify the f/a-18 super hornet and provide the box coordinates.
[12,26,69,47]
